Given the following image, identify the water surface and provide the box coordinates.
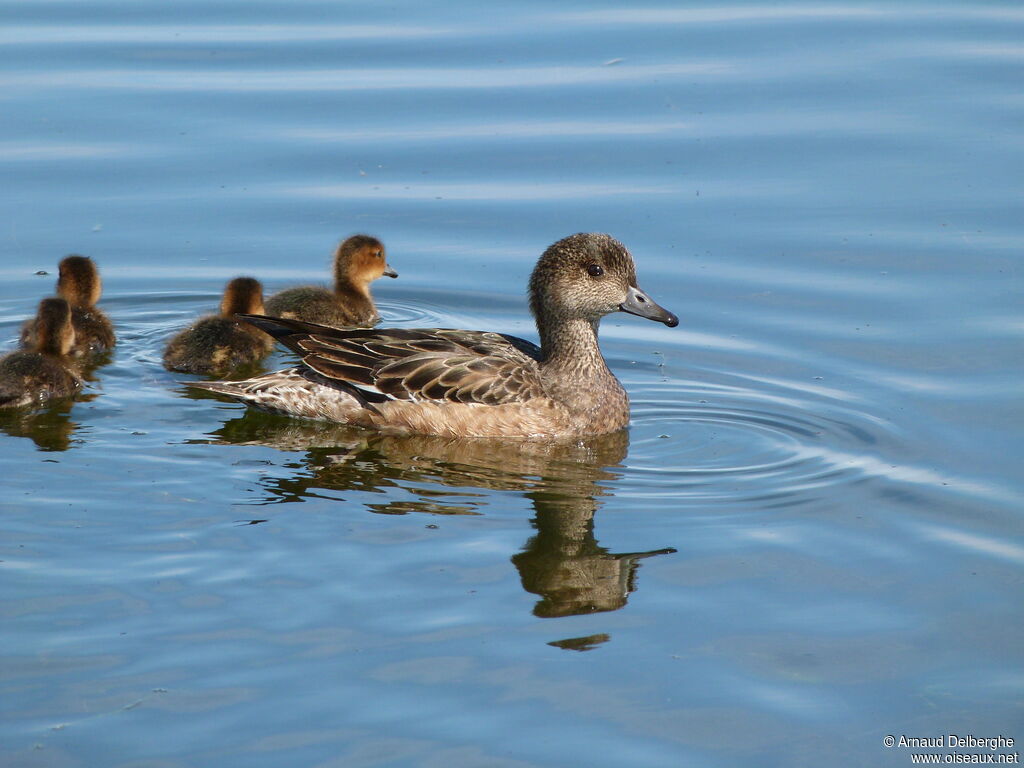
[1,2,1022,766]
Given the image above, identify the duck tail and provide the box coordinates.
[234,313,330,339]
[182,380,245,397]
[182,378,280,413]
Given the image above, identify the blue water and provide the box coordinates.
[1,2,1022,766]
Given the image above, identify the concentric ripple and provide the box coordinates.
[377,297,460,326]
[625,385,903,504]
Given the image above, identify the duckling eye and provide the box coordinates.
[375,251,383,258]
[586,264,604,277]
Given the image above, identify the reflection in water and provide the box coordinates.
[0,398,80,451]
[548,634,611,652]
[199,411,676,620]
[514,487,677,618]
[0,353,107,451]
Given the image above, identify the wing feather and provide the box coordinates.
[237,314,544,405]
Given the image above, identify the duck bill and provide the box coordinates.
[383,265,399,278]
[620,285,678,327]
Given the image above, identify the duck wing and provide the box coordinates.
[237,314,545,406]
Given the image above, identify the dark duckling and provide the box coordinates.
[163,277,275,375]
[1,298,82,408]
[264,234,397,327]
[20,254,115,357]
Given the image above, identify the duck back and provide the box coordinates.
[3,297,81,408]
[163,317,273,375]
[264,285,378,327]
[20,306,114,357]
[0,353,81,408]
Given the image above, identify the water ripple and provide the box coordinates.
[0,24,451,45]
[554,5,1024,25]
[281,120,695,143]
[627,394,1019,507]
[278,180,684,202]
[0,141,139,161]
[0,62,731,92]
[627,401,870,501]
[554,6,888,26]
[377,297,465,327]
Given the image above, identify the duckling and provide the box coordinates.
[190,233,678,439]
[20,254,115,357]
[163,277,276,375]
[1,298,82,408]
[264,234,397,327]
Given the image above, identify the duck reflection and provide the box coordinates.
[0,397,80,451]
[201,411,675,618]
[0,356,106,451]
[514,487,676,618]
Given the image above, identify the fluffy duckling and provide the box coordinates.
[163,277,276,375]
[20,254,115,357]
[190,233,678,439]
[1,298,82,408]
[264,234,397,327]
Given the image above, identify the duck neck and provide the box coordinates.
[538,314,612,381]
[334,275,375,315]
[36,321,72,356]
[37,334,63,356]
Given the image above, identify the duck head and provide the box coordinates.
[57,254,102,309]
[34,297,76,356]
[221,276,266,317]
[529,233,678,328]
[334,234,398,291]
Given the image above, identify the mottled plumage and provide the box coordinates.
[190,233,677,438]
[20,254,115,358]
[1,298,82,409]
[163,277,275,375]
[265,234,398,326]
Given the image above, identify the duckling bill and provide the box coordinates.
[189,233,676,439]
[1,298,82,409]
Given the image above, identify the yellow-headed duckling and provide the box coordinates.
[190,233,678,438]
[163,277,275,375]
[1,298,82,408]
[264,234,397,327]
[21,254,115,357]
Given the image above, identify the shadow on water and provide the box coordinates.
[195,410,677,620]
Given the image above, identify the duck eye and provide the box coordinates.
[586,264,604,277]
[375,251,383,258]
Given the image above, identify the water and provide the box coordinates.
[2,2,1022,766]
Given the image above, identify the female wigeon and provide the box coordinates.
[1,298,82,408]
[264,234,397,327]
[189,233,677,439]
[21,254,115,357]
[163,277,275,374]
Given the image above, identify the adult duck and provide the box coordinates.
[264,234,397,327]
[190,233,677,439]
